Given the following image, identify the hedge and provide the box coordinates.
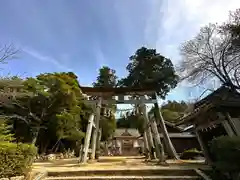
[180,148,203,160]
[210,136,240,172]
[0,142,37,178]
[210,136,240,179]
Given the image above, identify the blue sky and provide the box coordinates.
[0,0,239,103]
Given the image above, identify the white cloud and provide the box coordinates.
[143,0,240,100]
[142,0,240,63]
[23,47,73,72]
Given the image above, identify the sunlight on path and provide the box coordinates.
[33,156,209,173]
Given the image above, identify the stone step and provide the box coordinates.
[47,169,199,177]
[45,175,201,180]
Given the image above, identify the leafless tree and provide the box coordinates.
[179,23,240,91]
[0,44,19,64]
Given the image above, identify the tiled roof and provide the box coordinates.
[113,128,140,137]
[176,86,240,126]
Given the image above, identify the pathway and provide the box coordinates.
[32,156,211,180]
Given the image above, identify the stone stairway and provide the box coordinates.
[44,167,205,180]
[33,156,211,180]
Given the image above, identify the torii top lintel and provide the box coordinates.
[80,86,156,96]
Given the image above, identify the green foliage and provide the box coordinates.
[0,142,37,178]
[148,100,189,123]
[117,114,145,135]
[0,119,15,142]
[162,100,188,113]
[180,148,203,160]
[101,115,116,141]
[93,66,118,140]
[93,66,118,88]
[0,72,89,153]
[55,112,85,141]
[210,136,240,172]
[119,47,178,99]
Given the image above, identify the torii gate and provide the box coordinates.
[78,86,176,163]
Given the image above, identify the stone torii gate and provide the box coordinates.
[78,86,177,163]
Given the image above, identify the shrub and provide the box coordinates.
[210,136,240,173]
[0,142,37,178]
[180,148,203,160]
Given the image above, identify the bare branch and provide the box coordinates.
[179,22,240,91]
[0,44,19,64]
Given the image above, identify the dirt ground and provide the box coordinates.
[32,156,210,173]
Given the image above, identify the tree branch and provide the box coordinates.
[0,44,19,63]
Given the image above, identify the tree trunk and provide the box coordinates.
[54,140,61,153]
[40,140,49,154]
[51,139,61,152]
[31,127,40,145]
[153,94,178,159]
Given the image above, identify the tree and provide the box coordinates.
[0,118,15,142]
[222,9,240,55]
[101,115,116,141]
[93,66,118,88]
[149,101,189,123]
[92,66,117,158]
[92,66,117,139]
[0,44,19,64]
[119,47,179,160]
[179,13,240,91]
[117,112,145,134]
[119,47,178,98]
[0,72,88,154]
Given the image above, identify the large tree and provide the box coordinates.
[0,72,89,154]
[92,66,117,140]
[92,66,117,157]
[119,47,179,160]
[93,66,118,88]
[119,47,178,98]
[117,112,145,134]
[179,9,240,91]
[223,9,240,55]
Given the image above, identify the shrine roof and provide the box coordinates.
[176,86,240,126]
[194,86,240,108]
[113,128,140,137]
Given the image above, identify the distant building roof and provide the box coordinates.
[113,128,140,137]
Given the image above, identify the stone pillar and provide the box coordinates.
[143,131,150,158]
[90,97,102,159]
[140,96,156,159]
[95,128,102,159]
[80,113,95,163]
[119,139,122,155]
